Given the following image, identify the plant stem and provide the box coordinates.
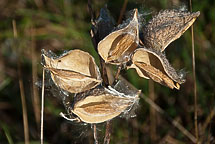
[117,0,128,24]
[140,94,197,143]
[87,1,112,143]
[189,0,199,142]
[13,20,30,144]
[40,68,45,144]
[93,124,99,144]
[149,80,156,142]
[103,121,112,144]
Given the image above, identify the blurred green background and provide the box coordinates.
[0,0,214,143]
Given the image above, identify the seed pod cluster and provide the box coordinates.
[42,7,200,124]
[42,49,140,123]
[97,8,200,89]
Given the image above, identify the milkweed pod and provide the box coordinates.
[71,86,140,123]
[142,9,200,52]
[129,47,186,89]
[41,49,102,93]
[98,9,139,65]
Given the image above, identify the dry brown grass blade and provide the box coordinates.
[117,0,128,25]
[31,28,40,129]
[149,80,157,142]
[13,20,30,144]
[189,0,199,142]
[160,135,185,144]
[117,76,197,143]
[140,93,197,143]
[202,107,215,133]
[40,68,45,144]
[103,121,112,144]
[93,124,99,144]
[199,107,215,143]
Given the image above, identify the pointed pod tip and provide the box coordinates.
[175,83,180,90]
[193,11,200,17]
[41,49,47,56]
[41,49,48,67]
[133,8,138,18]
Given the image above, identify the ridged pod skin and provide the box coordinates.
[98,9,139,65]
[42,49,102,93]
[71,86,139,123]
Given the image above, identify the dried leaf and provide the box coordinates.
[92,6,116,41]
[129,48,186,89]
[70,86,139,123]
[142,9,200,52]
[42,49,102,93]
[98,9,139,65]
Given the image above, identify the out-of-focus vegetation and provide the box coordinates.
[0,0,214,143]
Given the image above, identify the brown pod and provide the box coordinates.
[129,47,186,89]
[42,49,102,93]
[142,9,200,51]
[71,86,140,123]
[98,9,139,65]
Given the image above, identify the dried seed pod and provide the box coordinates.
[98,9,139,65]
[42,49,102,93]
[142,9,200,51]
[70,86,140,123]
[129,47,186,89]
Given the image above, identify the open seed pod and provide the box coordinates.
[142,9,200,52]
[41,49,102,93]
[98,9,139,65]
[129,47,186,89]
[69,85,140,124]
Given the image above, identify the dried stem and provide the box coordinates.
[93,124,99,144]
[160,135,185,144]
[87,0,96,25]
[112,65,122,86]
[199,107,215,143]
[103,121,112,144]
[140,94,197,143]
[117,0,128,25]
[88,1,112,143]
[13,20,30,144]
[189,0,199,142]
[31,27,41,129]
[202,107,215,132]
[40,68,45,144]
[116,76,197,143]
[149,80,156,142]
